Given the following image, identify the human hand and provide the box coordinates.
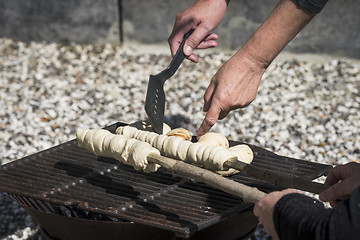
[319,161,360,207]
[168,0,229,63]
[254,189,298,240]
[197,52,265,137]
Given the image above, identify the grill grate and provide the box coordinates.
[0,122,332,238]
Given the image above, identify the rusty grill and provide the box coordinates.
[0,122,332,239]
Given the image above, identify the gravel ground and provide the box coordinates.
[0,37,359,239]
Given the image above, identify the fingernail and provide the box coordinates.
[184,46,193,56]
[319,192,328,201]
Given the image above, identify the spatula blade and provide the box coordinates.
[145,74,166,134]
[144,29,194,134]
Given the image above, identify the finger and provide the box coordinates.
[218,110,229,120]
[197,104,221,138]
[319,179,353,202]
[253,201,260,217]
[187,53,199,63]
[183,25,215,56]
[324,164,349,186]
[203,82,216,112]
[197,33,219,49]
[168,25,193,57]
[197,40,218,49]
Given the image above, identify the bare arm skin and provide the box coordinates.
[197,0,315,137]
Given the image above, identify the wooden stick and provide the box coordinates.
[147,153,266,203]
[224,158,330,194]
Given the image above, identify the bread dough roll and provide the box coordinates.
[176,140,192,160]
[92,129,111,156]
[120,138,138,163]
[195,144,208,166]
[76,129,89,148]
[145,132,158,146]
[198,132,229,148]
[207,146,236,170]
[136,130,151,142]
[109,135,129,163]
[83,129,96,152]
[229,144,253,164]
[128,141,160,172]
[162,136,183,158]
[120,126,139,138]
[201,145,215,163]
[186,143,204,164]
[102,134,115,157]
[77,128,162,173]
[166,128,192,141]
[153,135,168,154]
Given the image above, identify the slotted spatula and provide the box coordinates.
[145,30,194,134]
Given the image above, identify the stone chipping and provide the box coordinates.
[0,38,359,239]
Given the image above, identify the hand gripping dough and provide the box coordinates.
[166,128,192,141]
[198,132,229,148]
[229,144,253,164]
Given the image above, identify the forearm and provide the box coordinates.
[234,0,315,69]
[274,188,360,240]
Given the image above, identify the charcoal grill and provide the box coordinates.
[0,122,332,240]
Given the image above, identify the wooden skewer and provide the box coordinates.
[147,153,266,203]
[224,158,330,194]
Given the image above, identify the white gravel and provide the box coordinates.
[0,38,359,239]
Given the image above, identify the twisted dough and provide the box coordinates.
[115,126,253,172]
[76,129,161,172]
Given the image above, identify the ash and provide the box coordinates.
[0,38,359,239]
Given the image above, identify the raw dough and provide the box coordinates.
[128,141,160,172]
[162,136,184,158]
[229,144,253,164]
[166,128,192,141]
[198,132,229,148]
[76,129,161,172]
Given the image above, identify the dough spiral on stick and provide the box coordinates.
[76,129,161,172]
[115,126,253,175]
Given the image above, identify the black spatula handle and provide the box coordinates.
[157,29,194,82]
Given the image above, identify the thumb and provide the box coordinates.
[183,25,213,56]
[319,179,353,202]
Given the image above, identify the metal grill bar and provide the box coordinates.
[0,122,332,238]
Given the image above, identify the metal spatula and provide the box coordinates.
[145,30,193,134]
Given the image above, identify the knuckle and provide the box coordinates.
[204,117,217,126]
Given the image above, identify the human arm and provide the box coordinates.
[254,162,360,240]
[168,0,230,63]
[319,162,360,206]
[197,0,316,137]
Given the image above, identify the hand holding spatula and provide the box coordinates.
[145,30,194,134]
